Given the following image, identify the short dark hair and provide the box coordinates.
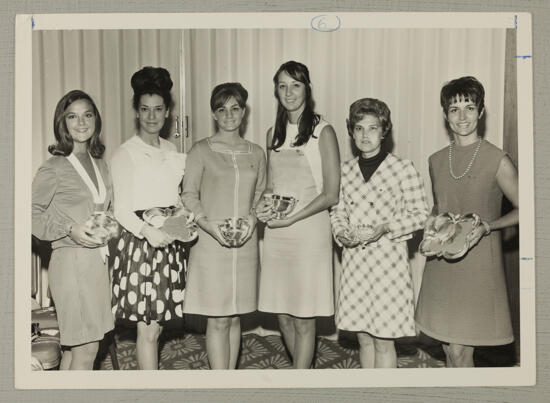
[347,98,392,137]
[131,66,173,110]
[48,90,104,158]
[440,76,485,115]
[210,82,248,111]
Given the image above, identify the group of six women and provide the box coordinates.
[32,61,519,371]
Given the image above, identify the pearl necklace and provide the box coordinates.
[448,138,483,180]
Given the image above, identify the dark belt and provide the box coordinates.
[134,206,176,220]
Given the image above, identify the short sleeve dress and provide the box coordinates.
[181,138,266,316]
[415,139,514,346]
[258,120,334,318]
[32,155,115,346]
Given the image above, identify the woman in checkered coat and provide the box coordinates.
[330,98,429,368]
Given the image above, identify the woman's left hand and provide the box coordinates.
[361,223,389,246]
[266,215,295,229]
[240,214,257,244]
[466,220,490,249]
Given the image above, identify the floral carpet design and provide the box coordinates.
[98,329,447,370]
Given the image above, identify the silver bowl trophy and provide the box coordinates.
[264,193,298,219]
[218,217,251,247]
[84,211,120,244]
[343,224,375,244]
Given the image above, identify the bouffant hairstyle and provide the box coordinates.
[131,66,173,110]
[270,60,320,151]
[440,76,485,116]
[210,82,248,111]
[48,90,104,158]
[346,98,392,138]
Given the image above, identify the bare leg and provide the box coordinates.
[59,348,72,370]
[357,332,375,368]
[69,342,99,370]
[442,343,452,367]
[206,317,232,369]
[136,321,162,370]
[446,343,474,367]
[373,338,397,368]
[278,314,296,360]
[228,316,241,369]
[293,317,316,369]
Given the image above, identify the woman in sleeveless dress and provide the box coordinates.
[110,67,187,369]
[257,61,340,369]
[415,76,519,367]
[32,90,114,369]
[182,83,266,369]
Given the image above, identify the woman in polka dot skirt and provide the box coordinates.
[330,98,429,368]
[110,67,187,370]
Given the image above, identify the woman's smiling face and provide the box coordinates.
[64,99,96,145]
[137,94,168,136]
[212,96,245,133]
[276,70,307,114]
[445,96,483,139]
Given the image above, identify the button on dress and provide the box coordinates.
[331,154,429,338]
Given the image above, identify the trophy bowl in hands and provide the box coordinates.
[218,217,251,247]
[344,224,375,243]
[84,211,120,244]
[419,212,481,260]
[269,194,298,219]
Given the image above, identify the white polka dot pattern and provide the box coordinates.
[111,229,187,324]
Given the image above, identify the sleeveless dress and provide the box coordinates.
[415,139,514,346]
[258,121,334,318]
[181,138,266,316]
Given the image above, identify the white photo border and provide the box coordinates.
[15,12,535,389]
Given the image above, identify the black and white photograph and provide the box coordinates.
[14,12,535,388]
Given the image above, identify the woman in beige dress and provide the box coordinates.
[256,61,340,369]
[32,90,114,370]
[182,83,266,369]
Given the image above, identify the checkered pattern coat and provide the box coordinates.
[330,154,429,337]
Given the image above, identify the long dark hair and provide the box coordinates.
[270,61,320,151]
[48,90,104,158]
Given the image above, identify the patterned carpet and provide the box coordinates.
[97,328,448,370]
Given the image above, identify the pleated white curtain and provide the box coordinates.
[31,29,183,305]
[184,28,505,190]
[32,29,182,174]
[183,28,506,313]
[32,27,506,325]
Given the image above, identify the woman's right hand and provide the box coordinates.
[197,217,231,247]
[68,223,105,248]
[336,230,361,249]
[255,199,275,223]
[142,224,175,248]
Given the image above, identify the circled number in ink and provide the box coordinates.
[311,15,341,32]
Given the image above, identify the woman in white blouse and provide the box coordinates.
[110,67,186,370]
